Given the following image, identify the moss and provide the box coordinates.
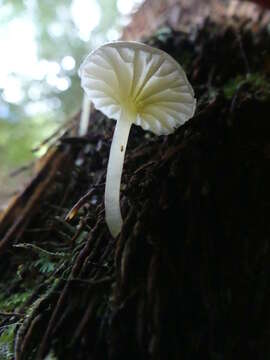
[0,291,32,312]
[223,73,270,100]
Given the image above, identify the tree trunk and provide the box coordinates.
[0,2,270,360]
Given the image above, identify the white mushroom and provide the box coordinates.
[79,41,196,238]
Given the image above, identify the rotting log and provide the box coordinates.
[0,1,270,360]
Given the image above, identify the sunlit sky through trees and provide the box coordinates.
[0,0,144,204]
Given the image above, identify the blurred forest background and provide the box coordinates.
[0,0,143,204]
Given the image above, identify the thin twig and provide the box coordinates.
[0,311,24,318]
[13,243,66,258]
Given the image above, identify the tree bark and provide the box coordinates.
[0,2,270,360]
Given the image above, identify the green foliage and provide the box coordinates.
[14,243,68,274]
[0,291,31,312]
[44,351,59,360]
[0,117,58,168]
[32,258,56,274]
[0,0,121,181]
[94,0,119,35]
[0,323,17,360]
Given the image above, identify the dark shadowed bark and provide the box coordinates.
[0,2,270,360]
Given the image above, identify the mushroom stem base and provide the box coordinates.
[105,112,132,237]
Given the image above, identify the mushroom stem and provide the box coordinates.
[105,111,132,237]
[79,94,91,136]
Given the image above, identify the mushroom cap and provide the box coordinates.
[79,41,196,135]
